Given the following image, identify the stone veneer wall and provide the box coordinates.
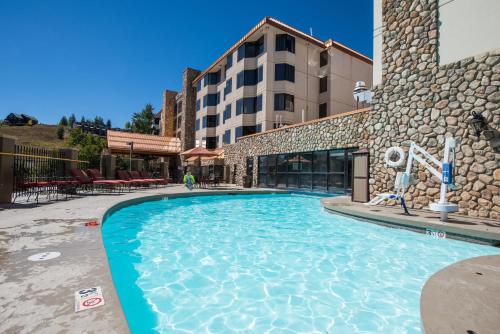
[370,0,499,219]
[224,109,370,186]
[161,90,177,137]
[180,68,200,152]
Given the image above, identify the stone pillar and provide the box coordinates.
[161,90,177,137]
[100,154,116,179]
[131,159,143,171]
[181,67,201,151]
[59,148,79,177]
[0,135,15,204]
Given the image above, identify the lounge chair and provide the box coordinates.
[139,171,168,186]
[86,169,132,192]
[116,170,150,187]
[70,168,121,193]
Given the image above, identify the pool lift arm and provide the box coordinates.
[369,137,458,222]
[401,137,458,222]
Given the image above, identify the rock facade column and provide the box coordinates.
[0,135,16,204]
[370,0,500,219]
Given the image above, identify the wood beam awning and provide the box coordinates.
[107,130,181,156]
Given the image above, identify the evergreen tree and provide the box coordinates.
[124,121,131,130]
[94,116,105,127]
[80,116,86,123]
[68,113,76,127]
[59,116,68,126]
[106,119,112,129]
[131,103,154,134]
[56,126,64,139]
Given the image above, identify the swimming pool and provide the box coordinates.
[103,193,500,333]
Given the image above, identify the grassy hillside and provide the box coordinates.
[0,124,70,148]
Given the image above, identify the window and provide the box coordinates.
[235,125,260,140]
[223,129,231,144]
[203,93,220,107]
[202,115,218,128]
[196,81,201,92]
[224,79,232,99]
[320,76,328,93]
[223,104,231,123]
[274,93,294,112]
[236,69,258,88]
[204,70,221,86]
[320,50,328,67]
[275,63,295,82]
[256,94,262,112]
[235,96,262,115]
[319,103,327,118]
[196,99,200,111]
[258,65,263,82]
[257,148,356,193]
[226,53,233,70]
[206,137,217,149]
[276,34,295,53]
[237,37,264,61]
[195,119,200,130]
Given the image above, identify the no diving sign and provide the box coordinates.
[75,287,105,312]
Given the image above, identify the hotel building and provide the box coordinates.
[193,17,373,148]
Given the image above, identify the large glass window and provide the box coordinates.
[236,97,260,115]
[235,125,260,140]
[196,81,201,92]
[237,37,264,61]
[195,119,200,131]
[237,69,258,88]
[274,93,294,112]
[276,34,295,53]
[196,99,200,111]
[206,137,217,149]
[257,148,356,193]
[204,70,221,86]
[203,93,220,107]
[275,63,295,82]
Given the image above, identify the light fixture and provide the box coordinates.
[469,111,487,138]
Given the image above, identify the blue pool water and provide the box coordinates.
[103,194,500,333]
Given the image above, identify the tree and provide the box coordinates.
[94,116,105,127]
[68,128,106,168]
[56,126,64,139]
[124,121,131,130]
[106,119,112,129]
[68,113,76,127]
[131,103,154,134]
[80,116,86,123]
[59,116,68,126]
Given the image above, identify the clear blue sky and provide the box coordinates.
[0,0,373,127]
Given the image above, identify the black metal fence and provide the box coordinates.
[12,145,87,202]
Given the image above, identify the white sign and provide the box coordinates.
[75,286,105,312]
[28,251,61,262]
[426,229,447,239]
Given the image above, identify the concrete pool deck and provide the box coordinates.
[0,185,283,334]
[321,196,500,245]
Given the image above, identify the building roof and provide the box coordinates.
[106,130,181,156]
[180,147,223,157]
[193,17,372,84]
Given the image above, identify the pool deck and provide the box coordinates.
[321,196,500,245]
[0,185,283,334]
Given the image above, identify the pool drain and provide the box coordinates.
[28,251,61,262]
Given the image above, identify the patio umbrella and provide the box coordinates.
[180,147,221,158]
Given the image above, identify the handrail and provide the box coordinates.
[0,152,89,163]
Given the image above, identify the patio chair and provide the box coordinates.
[86,169,132,192]
[129,171,157,187]
[116,170,150,188]
[70,168,121,193]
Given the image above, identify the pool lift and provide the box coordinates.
[367,137,458,222]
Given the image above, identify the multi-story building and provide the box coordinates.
[193,17,373,148]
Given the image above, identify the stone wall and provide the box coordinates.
[161,90,177,137]
[370,0,499,219]
[180,67,200,152]
[224,109,370,186]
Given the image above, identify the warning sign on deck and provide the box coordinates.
[75,286,105,312]
[426,228,446,239]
